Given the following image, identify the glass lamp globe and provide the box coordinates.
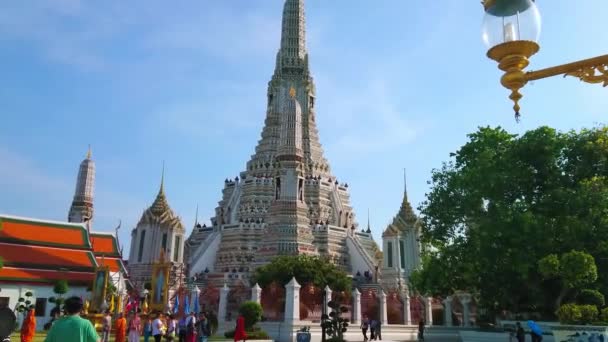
[482,0,542,48]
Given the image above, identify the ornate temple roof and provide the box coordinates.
[91,232,127,273]
[136,171,185,232]
[382,173,419,238]
[0,214,98,284]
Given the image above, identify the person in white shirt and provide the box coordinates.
[152,313,165,342]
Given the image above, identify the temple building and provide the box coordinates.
[187,0,382,286]
[127,169,186,294]
[0,149,128,331]
[380,175,422,294]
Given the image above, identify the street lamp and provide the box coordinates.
[482,0,608,120]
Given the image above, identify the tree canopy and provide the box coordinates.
[251,255,351,292]
[411,125,608,318]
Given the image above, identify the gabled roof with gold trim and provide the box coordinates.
[136,175,185,232]
[90,232,127,274]
[382,179,419,238]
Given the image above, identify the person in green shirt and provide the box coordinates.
[45,296,100,342]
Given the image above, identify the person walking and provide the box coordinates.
[152,313,166,342]
[144,316,153,342]
[115,312,127,342]
[360,315,369,341]
[233,314,247,342]
[196,313,210,342]
[515,322,525,342]
[370,319,381,341]
[20,308,36,342]
[166,314,177,342]
[185,312,197,342]
[417,319,425,341]
[178,315,188,342]
[127,312,141,342]
[44,296,99,342]
[101,311,112,342]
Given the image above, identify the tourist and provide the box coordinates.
[152,313,166,342]
[196,312,211,342]
[0,306,17,342]
[115,312,127,342]
[528,320,543,342]
[369,319,377,340]
[360,315,369,341]
[44,296,99,342]
[127,312,142,342]
[178,314,188,342]
[186,312,197,342]
[166,314,177,341]
[233,314,247,342]
[370,319,381,341]
[101,310,112,342]
[20,307,36,342]
[144,316,153,342]
[515,322,525,342]
[417,319,425,341]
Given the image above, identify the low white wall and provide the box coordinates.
[0,283,88,331]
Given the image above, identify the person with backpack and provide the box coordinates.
[196,313,211,342]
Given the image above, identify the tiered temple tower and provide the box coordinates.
[128,170,186,291]
[187,0,381,285]
[68,146,95,229]
[381,173,422,294]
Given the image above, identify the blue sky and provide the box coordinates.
[1,0,606,255]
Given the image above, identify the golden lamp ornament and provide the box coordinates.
[482,0,608,120]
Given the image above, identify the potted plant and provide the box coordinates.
[296,326,311,342]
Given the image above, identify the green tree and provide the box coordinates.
[52,279,69,308]
[539,251,598,310]
[239,301,263,330]
[251,255,351,292]
[414,126,608,318]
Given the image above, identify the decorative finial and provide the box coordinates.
[403,168,408,201]
[86,145,92,159]
[194,204,199,227]
[160,161,165,194]
[289,86,296,98]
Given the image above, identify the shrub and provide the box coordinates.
[239,301,263,330]
[579,305,599,324]
[577,289,605,308]
[557,303,582,324]
[53,280,69,295]
[600,308,608,322]
[224,329,270,340]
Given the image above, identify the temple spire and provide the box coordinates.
[68,147,96,225]
[366,208,371,233]
[276,0,308,72]
[159,161,165,195]
[403,168,408,201]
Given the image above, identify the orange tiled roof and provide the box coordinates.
[0,266,94,284]
[0,215,91,249]
[95,257,125,273]
[90,233,120,257]
[0,242,97,271]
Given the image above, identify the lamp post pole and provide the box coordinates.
[321,289,327,342]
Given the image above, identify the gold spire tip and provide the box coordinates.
[86,145,92,159]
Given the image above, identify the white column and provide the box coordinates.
[352,288,361,325]
[218,284,230,324]
[425,297,433,326]
[404,295,412,325]
[285,277,301,322]
[458,294,472,327]
[443,296,453,327]
[379,291,388,325]
[324,285,333,315]
[251,283,262,304]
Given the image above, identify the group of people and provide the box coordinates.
[99,308,212,342]
[40,296,212,342]
[359,316,382,341]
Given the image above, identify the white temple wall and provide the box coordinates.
[189,231,222,276]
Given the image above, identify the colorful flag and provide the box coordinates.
[184,295,190,315]
[173,293,180,314]
[193,292,200,314]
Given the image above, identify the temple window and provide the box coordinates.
[387,242,393,268]
[162,233,168,251]
[137,230,146,262]
[399,240,406,269]
[174,236,181,262]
